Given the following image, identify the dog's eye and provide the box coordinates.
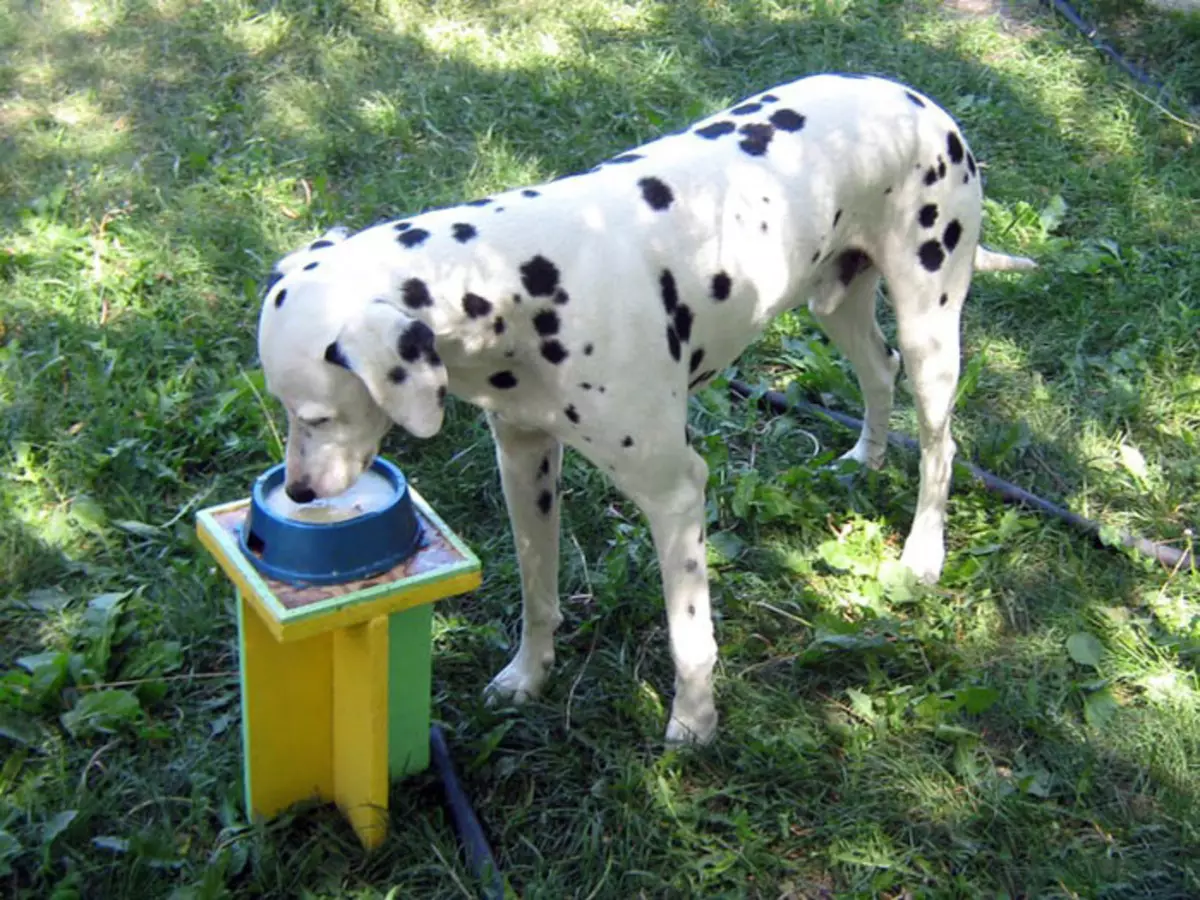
[301,416,332,428]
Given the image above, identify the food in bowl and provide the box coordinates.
[264,469,395,524]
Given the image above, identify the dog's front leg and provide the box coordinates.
[484,412,564,705]
[613,447,718,745]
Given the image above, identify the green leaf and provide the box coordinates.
[61,690,142,737]
[41,809,78,847]
[958,686,1001,715]
[706,531,745,564]
[0,709,41,747]
[80,591,130,674]
[112,519,161,538]
[1037,194,1068,233]
[846,687,875,723]
[69,495,108,532]
[817,539,854,572]
[1084,687,1119,728]
[1066,632,1106,669]
[22,588,71,611]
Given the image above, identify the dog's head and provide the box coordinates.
[257,228,447,501]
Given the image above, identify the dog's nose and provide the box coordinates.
[286,482,316,504]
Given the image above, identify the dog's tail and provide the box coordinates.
[974,245,1038,272]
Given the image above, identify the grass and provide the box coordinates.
[1,0,1198,896]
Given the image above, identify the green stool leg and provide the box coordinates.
[388,603,434,777]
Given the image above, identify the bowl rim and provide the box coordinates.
[249,457,407,531]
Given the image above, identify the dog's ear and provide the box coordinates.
[267,226,352,287]
[328,301,448,439]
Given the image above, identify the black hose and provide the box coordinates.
[430,725,508,900]
[1041,0,1200,115]
[728,379,1193,571]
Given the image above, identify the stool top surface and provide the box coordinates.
[197,490,481,641]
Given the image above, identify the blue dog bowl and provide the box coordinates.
[239,458,423,586]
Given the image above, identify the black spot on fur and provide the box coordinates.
[684,559,699,573]
[466,198,492,207]
[759,93,779,103]
[695,120,736,139]
[489,371,518,389]
[553,288,569,305]
[579,382,592,391]
[462,292,492,318]
[265,271,284,291]
[533,309,560,336]
[837,248,871,286]
[967,152,977,176]
[493,317,506,335]
[918,204,939,228]
[324,341,350,369]
[303,261,319,271]
[769,108,805,132]
[402,278,433,308]
[711,272,731,300]
[609,153,643,164]
[437,385,447,407]
[537,490,552,515]
[541,340,568,364]
[937,157,947,179]
[687,604,696,617]
[939,293,949,307]
[947,132,964,164]
[738,122,774,156]
[639,177,674,210]
[666,326,681,362]
[584,343,594,356]
[923,167,939,186]
[522,189,540,198]
[451,222,477,243]
[811,250,821,264]
[905,91,926,108]
[943,219,962,251]
[538,456,550,478]
[273,288,287,308]
[520,255,560,296]
[689,369,716,390]
[621,435,634,448]
[398,228,430,248]
[399,321,437,364]
[386,365,407,384]
[309,239,335,250]
[564,405,580,424]
[660,270,679,313]
[833,208,843,227]
[919,241,945,272]
[884,186,894,195]
[731,102,762,115]
[674,305,693,343]
[689,347,705,373]
[394,222,411,232]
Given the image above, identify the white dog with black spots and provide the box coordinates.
[257,73,1034,745]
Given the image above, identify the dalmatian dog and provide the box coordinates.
[257,73,1034,745]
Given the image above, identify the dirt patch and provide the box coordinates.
[941,0,1044,36]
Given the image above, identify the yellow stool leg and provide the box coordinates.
[332,616,390,849]
[238,594,334,819]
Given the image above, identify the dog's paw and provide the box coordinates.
[899,539,945,585]
[484,655,550,706]
[665,708,719,746]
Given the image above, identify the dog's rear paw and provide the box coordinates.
[899,540,945,584]
[484,656,550,706]
[665,709,719,746]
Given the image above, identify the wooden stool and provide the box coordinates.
[196,490,481,849]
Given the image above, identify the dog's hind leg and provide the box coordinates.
[882,247,974,584]
[609,444,718,745]
[484,413,564,705]
[808,264,901,470]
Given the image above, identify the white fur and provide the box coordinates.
[258,74,1033,744]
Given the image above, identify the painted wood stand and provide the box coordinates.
[196,490,481,849]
